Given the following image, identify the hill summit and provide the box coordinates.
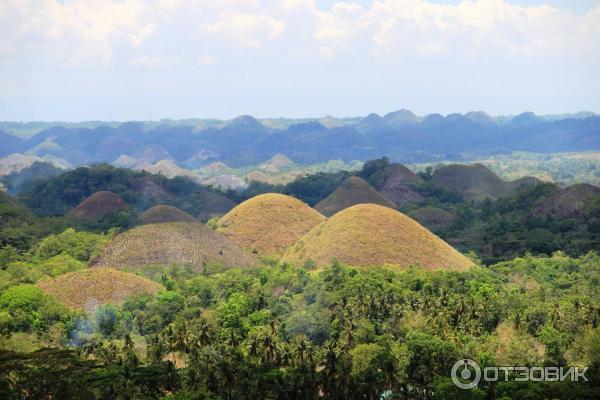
[218,193,325,256]
[431,163,540,202]
[94,222,257,271]
[377,164,424,206]
[315,176,396,216]
[37,268,163,310]
[69,191,128,220]
[281,203,473,271]
[140,205,197,224]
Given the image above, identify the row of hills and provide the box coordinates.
[1,110,599,173]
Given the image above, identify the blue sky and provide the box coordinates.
[1,0,599,121]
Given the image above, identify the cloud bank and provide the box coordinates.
[1,0,599,120]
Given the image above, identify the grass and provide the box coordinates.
[281,203,474,271]
[315,176,396,216]
[37,268,163,310]
[94,222,257,271]
[531,183,600,218]
[217,193,325,256]
[69,191,128,220]
[377,164,425,206]
[140,205,197,224]
[431,163,541,202]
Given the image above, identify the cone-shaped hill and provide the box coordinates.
[69,191,128,220]
[37,268,163,310]
[94,222,257,271]
[217,193,325,256]
[281,204,473,271]
[315,176,396,216]
[377,164,425,206]
[431,164,540,202]
[140,205,197,224]
[531,183,600,219]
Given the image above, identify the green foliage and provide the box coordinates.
[0,284,69,333]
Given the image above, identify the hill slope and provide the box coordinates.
[140,205,197,224]
[431,163,540,202]
[531,183,600,219]
[94,222,257,271]
[217,193,325,256]
[281,204,473,271]
[37,268,163,310]
[68,191,128,220]
[315,176,396,216]
[377,164,424,206]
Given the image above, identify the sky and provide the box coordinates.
[1,0,599,121]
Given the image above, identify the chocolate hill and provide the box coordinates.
[217,193,325,256]
[315,176,396,216]
[281,203,474,271]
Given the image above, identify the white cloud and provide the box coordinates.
[201,13,286,48]
[130,23,156,47]
[2,0,600,120]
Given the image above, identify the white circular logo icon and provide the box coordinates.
[451,359,481,389]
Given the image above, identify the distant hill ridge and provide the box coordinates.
[1,110,598,167]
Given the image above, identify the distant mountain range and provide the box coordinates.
[1,110,599,171]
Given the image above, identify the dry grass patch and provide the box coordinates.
[217,193,325,256]
[69,191,128,220]
[37,268,163,310]
[281,203,474,271]
[94,222,257,271]
[140,205,197,224]
[315,176,396,216]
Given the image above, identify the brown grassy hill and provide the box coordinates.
[69,191,128,220]
[408,207,457,231]
[431,163,540,202]
[196,191,237,221]
[378,164,425,206]
[140,205,197,224]
[37,268,162,310]
[94,222,257,271]
[531,183,600,219]
[217,193,325,256]
[315,176,396,216]
[281,204,473,271]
